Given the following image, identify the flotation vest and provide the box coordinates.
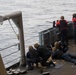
[59,20,67,30]
[72,18,76,26]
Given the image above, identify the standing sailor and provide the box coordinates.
[56,16,68,45]
[72,13,76,44]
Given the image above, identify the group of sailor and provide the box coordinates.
[26,41,76,70]
[26,13,76,70]
[56,13,76,44]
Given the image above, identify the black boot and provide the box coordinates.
[49,61,55,66]
[27,66,34,70]
[46,61,55,67]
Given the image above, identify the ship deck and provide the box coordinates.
[7,40,76,75]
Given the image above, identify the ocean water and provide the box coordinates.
[0,0,76,67]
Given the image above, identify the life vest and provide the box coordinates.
[59,20,67,30]
[72,18,76,26]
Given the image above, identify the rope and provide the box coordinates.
[8,18,19,40]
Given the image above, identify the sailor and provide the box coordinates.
[56,16,68,45]
[72,13,76,44]
[26,46,41,70]
[58,41,68,53]
[34,43,55,67]
[52,41,76,65]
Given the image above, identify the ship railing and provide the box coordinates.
[0,37,39,68]
[0,43,21,68]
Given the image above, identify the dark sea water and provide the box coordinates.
[0,0,76,67]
